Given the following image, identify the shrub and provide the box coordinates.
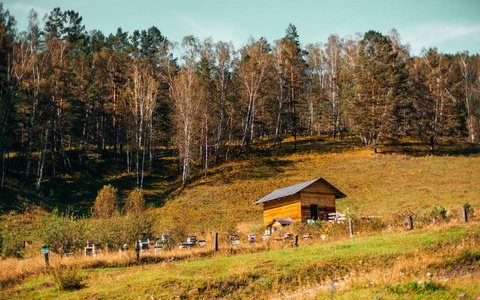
[387,280,444,294]
[50,265,86,291]
[0,228,24,258]
[369,217,386,231]
[87,211,157,248]
[430,206,448,220]
[36,212,90,253]
[92,185,118,218]
[463,202,474,215]
[125,188,146,215]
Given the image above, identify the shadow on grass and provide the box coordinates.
[380,139,480,157]
[3,135,479,215]
[2,149,182,216]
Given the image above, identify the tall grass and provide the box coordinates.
[49,265,86,291]
[1,211,477,290]
[3,221,478,299]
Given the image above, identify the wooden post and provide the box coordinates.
[43,251,49,267]
[214,233,218,252]
[348,218,353,238]
[462,207,468,223]
[407,216,413,230]
[135,241,140,263]
[294,234,299,247]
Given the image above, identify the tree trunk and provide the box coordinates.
[25,91,39,181]
[239,94,254,154]
[430,135,435,155]
[291,63,297,152]
[274,82,284,147]
[36,120,51,193]
[204,106,208,177]
[214,79,226,171]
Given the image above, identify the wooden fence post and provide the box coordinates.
[43,251,49,267]
[348,218,353,238]
[294,234,299,247]
[214,233,218,252]
[135,241,140,263]
[407,216,413,230]
[462,207,468,223]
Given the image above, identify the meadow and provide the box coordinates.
[1,220,479,299]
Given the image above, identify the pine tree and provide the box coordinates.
[349,30,408,153]
[282,24,306,151]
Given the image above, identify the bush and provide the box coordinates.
[92,185,118,218]
[50,265,86,291]
[430,206,448,220]
[463,202,474,215]
[125,188,146,215]
[87,211,157,248]
[37,212,90,254]
[387,280,444,294]
[0,228,24,258]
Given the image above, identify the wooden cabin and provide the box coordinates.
[253,178,347,225]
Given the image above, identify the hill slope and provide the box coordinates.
[156,141,480,233]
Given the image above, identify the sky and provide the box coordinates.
[2,0,480,56]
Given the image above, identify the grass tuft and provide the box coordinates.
[49,265,86,291]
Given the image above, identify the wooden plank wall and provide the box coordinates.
[263,195,302,224]
[300,181,337,220]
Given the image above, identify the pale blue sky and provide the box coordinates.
[3,0,480,56]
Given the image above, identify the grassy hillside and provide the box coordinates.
[154,137,480,233]
[3,136,480,234]
[2,222,479,299]
[2,137,480,299]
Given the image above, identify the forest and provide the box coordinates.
[1,4,480,198]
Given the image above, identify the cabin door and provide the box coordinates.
[310,205,318,220]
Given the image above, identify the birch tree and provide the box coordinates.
[237,37,271,153]
[172,36,205,186]
[410,49,464,154]
[213,41,233,168]
[324,35,342,138]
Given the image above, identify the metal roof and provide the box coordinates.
[253,178,346,205]
[271,217,296,225]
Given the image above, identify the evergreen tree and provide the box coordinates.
[282,24,306,151]
[349,30,408,153]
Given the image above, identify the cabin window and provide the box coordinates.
[310,205,318,220]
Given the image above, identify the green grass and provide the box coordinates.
[2,223,479,299]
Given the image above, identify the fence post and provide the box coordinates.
[214,233,218,252]
[43,251,49,267]
[462,207,468,223]
[407,216,413,230]
[348,218,353,238]
[294,234,299,247]
[135,241,140,263]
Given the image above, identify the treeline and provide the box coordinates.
[1,5,480,191]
